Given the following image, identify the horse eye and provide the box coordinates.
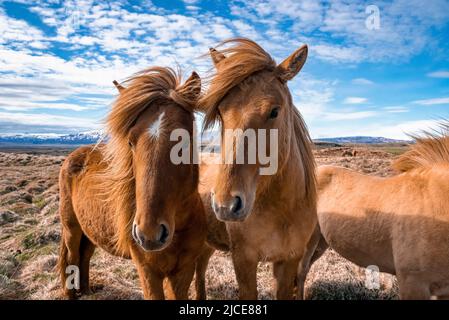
[128,141,133,148]
[269,107,280,119]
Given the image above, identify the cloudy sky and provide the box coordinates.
[0,0,448,139]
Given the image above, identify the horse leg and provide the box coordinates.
[79,234,95,295]
[58,171,84,299]
[273,258,300,300]
[165,263,196,300]
[297,228,328,299]
[58,230,71,298]
[136,264,165,299]
[195,245,214,300]
[397,272,431,300]
[59,226,83,299]
[131,250,165,299]
[232,249,258,300]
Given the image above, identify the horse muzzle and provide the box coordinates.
[132,222,171,251]
[211,192,250,222]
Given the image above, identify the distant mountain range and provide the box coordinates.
[0,131,410,146]
[314,136,410,144]
[0,131,104,145]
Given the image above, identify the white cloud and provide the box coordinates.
[0,101,91,111]
[231,0,449,63]
[352,78,374,85]
[291,75,336,121]
[0,111,99,130]
[211,23,234,39]
[427,71,449,78]
[0,2,238,132]
[320,0,449,62]
[383,106,409,113]
[1,0,447,135]
[0,9,45,42]
[292,77,376,123]
[311,119,440,140]
[343,97,368,104]
[0,75,112,115]
[186,6,200,11]
[232,20,259,39]
[413,97,449,105]
[368,120,442,140]
[231,0,324,31]
[323,111,378,121]
[312,44,364,63]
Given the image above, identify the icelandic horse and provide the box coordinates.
[298,123,449,299]
[58,67,206,299]
[195,38,318,300]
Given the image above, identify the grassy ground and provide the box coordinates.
[0,144,407,299]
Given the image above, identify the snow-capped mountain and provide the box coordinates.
[314,136,410,144]
[0,131,410,146]
[0,130,104,145]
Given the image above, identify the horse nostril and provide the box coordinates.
[133,223,145,245]
[231,196,243,214]
[158,224,169,244]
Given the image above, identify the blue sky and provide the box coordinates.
[0,0,448,139]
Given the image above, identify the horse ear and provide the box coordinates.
[113,80,125,93]
[209,47,226,68]
[276,44,308,82]
[178,71,201,102]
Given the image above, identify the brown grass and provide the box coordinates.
[0,145,404,299]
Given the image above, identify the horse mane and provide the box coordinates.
[291,107,317,209]
[99,67,198,255]
[393,121,449,173]
[200,38,276,130]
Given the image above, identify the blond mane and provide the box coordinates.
[200,38,276,130]
[292,107,317,209]
[99,67,198,255]
[393,122,449,173]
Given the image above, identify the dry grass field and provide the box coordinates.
[0,144,406,300]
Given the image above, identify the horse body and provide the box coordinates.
[59,67,206,299]
[300,130,449,299]
[196,39,317,300]
[60,146,122,257]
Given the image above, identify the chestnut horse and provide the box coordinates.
[195,38,317,299]
[298,123,449,299]
[58,67,206,299]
